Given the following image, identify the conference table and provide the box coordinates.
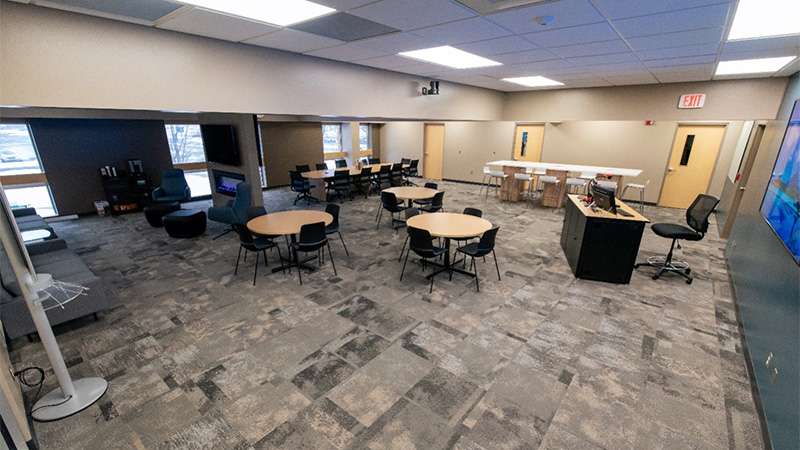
[485,160,642,206]
[247,210,333,273]
[302,163,407,201]
[406,212,492,285]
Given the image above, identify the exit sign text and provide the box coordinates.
[678,93,706,109]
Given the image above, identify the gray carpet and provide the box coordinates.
[12,180,763,449]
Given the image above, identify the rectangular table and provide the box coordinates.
[485,160,642,206]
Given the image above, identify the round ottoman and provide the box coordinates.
[144,202,180,227]
[164,210,206,238]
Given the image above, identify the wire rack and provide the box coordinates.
[35,280,89,312]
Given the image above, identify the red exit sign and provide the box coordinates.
[678,93,706,109]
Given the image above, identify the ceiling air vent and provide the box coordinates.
[455,0,554,15]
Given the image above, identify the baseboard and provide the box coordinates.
[45,214,79,222]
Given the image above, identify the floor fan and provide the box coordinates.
[0,182,107,421]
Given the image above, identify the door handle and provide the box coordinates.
[667,167,675,172]
[739,186,746,191]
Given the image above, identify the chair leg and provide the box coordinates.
[327,241,337,276]
[263,249,268,266]
[212,227,233,240]
[398,235,408,262]
[295,249,303,285]
[493,249,501,281]
[243,250,247,263]
[234,246,242,275]
[338,232,350,256]
[253,251,259,286]
[429,265,435,294]
[639,188,645,214]
[400,246,410,281]
[275,245,286,274]
[473,256,480,292]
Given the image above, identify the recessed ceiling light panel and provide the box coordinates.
[175,0,335,27]
[715,56,796,75]
[502,76,564,87]
[399,46,502,69]
[728,0,800,40]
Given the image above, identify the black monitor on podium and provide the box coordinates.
[590,182,617,214]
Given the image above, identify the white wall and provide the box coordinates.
[380,122,424,171]
[0,1,505,121]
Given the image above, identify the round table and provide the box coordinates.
[406,213,493,282]
[383,186,437,207]
[247,210,333,273]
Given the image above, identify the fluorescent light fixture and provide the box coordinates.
[715,56,796,75]
[399,46,501,69]
[728,0,800,40]
[176,0,335,27]
[502,76,564,87]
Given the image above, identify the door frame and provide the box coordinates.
[423,122,445,180]
[512,122,546,161]
[720,122,766,237]
[656,122,730,207]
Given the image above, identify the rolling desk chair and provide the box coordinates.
[635,194,719,284]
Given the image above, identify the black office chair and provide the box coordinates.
[325,204,349,257]
[403,159,419,186]
[232,224,282,286]
[335,159,348,169]
[289,170,315,205]
[377,191,408,230]
[369,157,380,165]
[400,226,447,293]
[413,182,438,207]
[390,163,404,187]
[292,222,336,285]
[420,191,445,213]
[360,157,370,165]
[296,164,310,173]
[328,169,352,202]
[353,167,372,198]
[315,163,328,170]
[457,226,501,292]
[398,208,421,261]
[376,165,391,190]
[635,194,719,284]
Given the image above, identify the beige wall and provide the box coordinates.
[380,122,424,172]
[442,122,516,183]
[504,78,789,122]
[260,122,323,186]
[0,1,505,121]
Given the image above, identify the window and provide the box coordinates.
[359,124,370,151]
[165,124,211,198]
[0,123,58,217]
[323,124,342,153]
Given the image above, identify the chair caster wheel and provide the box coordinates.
[686,278,693,285]
[652,275,660,280]
[685,268,691,275]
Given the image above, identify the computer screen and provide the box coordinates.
[591,182,617,214]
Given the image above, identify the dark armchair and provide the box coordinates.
[152,169,191,203]
[207,182,264,239]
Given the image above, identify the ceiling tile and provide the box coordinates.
[603,72,659,85]
[349,0,476,31]
[355,32,441,53]
[612,3,731,38]
[290,12,398,42]
[243,28,344,53]
[312,0,377,11]
[592,0,731,20]
[492,48,560,65]
[456,36,539,56]
[637,43,720,60]
[626,27,723,51]
[651,64,714,82]
[413,17,511,44]
[550,39,630,58]
[157,8,280,42]
[479,59,576,77]
[42,0,181,22]
[523,22,620,48]
[485,0,606,34]
[570,61,648,74]
[562,78,614,88]
[356,54,416,70]
[305,42,390,61]
[643,54,717,68]
[566,51,638,67]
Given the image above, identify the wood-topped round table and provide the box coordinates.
[383,186,437,207]
[405,212,493,282]
[247,210,333,273]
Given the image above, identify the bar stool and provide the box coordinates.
[481,167,507,199]
[514,171,534,204]
[531,168,548,194]
[621,179,649,213]
[565,177,589,194]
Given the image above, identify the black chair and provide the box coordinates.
[373,164,391,191]
[369,157,380,165]
[360,157,370,165]
[413,182,438,207]
[420,191,444,213]
[292,222,336,285]
[398,208,421,261]
[377,191,408,230]
[232,224,283,286]
[402,159,417,185]
[328,169,352,202]
[335,159,348,169]
[353,167,372,198]
[408,160,420,178]
[635,194,719,284]
[400,226,447,293]
[390,163,404,187]
[315,163,328,170]
[457,227,501,292]
[453,208,483,256]
[290,170,315,205]
[401,158,411,165]
[296,164,310,173]
[325,204,349,257]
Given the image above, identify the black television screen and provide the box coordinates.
[201,125,240,166]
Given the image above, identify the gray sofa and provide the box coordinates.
[0,209,112,340]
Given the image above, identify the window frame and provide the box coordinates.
[164,123,212,199]
[322,123,343,155]
[0,121,58,216]
[359,124,371,152]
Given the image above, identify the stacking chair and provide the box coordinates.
[453,208,483,260]
[420,191,444,213]
[324,204,349,257]
[635,194,718,284]
[401,158,411,166]
[328,169,352,202]
[289,171,315,205]
[400,226,447,293]
[232,224,282,286]
[621,180,650,213]
[413,182,438,207]
[315,163,328,170]
[404,159,420,185]
[456,227,501,292]
[335,159,348,169]
[390,163,404,186]
[291,222,336,285]
[398,208,421,261]
[353,167,372,198]
[296,164,310,173]
[377,191,408,229]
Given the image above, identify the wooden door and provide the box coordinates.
[721,124,765,237]
[513,124,544,162]
[423,124,444,180]
[659,125,726,209]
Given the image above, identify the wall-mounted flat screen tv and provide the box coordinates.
[201,124,240,166]
[760,99,800,264]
